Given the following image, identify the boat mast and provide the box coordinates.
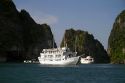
[52,36,54,48]
[64,34,66,47]
[75,36,77,52]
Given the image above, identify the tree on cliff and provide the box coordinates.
[108,10,125,64]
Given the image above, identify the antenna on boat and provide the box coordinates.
[64,34,66,47]
[64,33,68,48]
[75,36,77,52]
[52,36,55,49]
[66,43,67,48]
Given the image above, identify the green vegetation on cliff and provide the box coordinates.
[0,0,56,62]
[108,10,125,64]
[61,29,110,63]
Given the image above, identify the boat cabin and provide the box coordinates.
[40,47,76,61]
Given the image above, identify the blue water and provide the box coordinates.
[0,63,125,83]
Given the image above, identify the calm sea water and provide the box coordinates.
[0,63,125,83]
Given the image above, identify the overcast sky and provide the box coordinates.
[13,0,125,49]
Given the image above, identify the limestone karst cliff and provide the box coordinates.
[108,10,125,64]
[0,0,56,62]
[61,29,110,63]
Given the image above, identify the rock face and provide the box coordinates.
[108,10,125,64]
[0,0,56,62]
[61,29,110,63]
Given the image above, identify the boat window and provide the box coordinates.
[55,59,61,61]
[56,55,61,57]
[44,55,47,58]
[90,59,92,60]
[48,55,53,58]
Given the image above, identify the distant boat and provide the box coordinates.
[38,47,80,65]
[24,59,38,63]
[80,56,94,64]
[24,60,32,63]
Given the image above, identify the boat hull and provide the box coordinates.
[80,60,93,64]
[80,58,94,64]
[38,56,80,65]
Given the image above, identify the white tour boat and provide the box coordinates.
[38,47,80,65]
[80,56,94,64]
